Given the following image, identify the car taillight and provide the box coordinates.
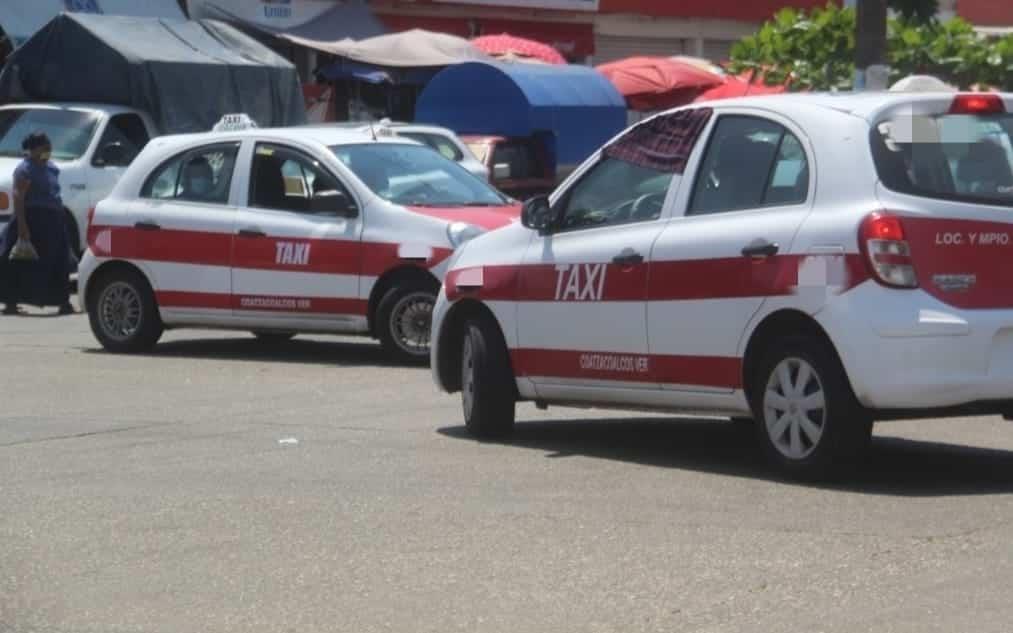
[859,212,918,288]
[949,94,1006,115]
[86,206,96,229]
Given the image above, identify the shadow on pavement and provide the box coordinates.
[439,417,1013,497]
[82,336,415,368]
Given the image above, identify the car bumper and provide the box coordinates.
[76,249,100,306]
[430,287,453,392]
[822,282,1013,411]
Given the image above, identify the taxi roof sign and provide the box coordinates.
[213,113,258,133]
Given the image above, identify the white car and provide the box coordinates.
[0,103,158,254]
[310,120,489,182]
[79,122,520,361]
[431,92,1013,478]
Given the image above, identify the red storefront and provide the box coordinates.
[597,0,836,21]
[957,0,1013,27]
[372,0,846,63]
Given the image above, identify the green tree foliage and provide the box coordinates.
[729,2,1013,91]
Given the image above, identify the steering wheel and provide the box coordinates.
[629,192,665,221]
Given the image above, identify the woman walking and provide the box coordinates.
[0,132,75,315]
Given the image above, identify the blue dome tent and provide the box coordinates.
[414,61,627,170]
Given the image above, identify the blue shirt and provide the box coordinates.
[14,159,62,210]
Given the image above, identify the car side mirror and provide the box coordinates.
[310,189,357,217]
[492,162,512,181]
[521,194,554,232]
[97,142,129,167]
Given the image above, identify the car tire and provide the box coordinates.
[252,331,295,342]
[749,336,872,480]
[376,283,437,364]
[461,317,516,439]
[87,268,163,353]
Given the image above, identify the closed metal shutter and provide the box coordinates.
[702,39,737,63]
[593,35,687,65]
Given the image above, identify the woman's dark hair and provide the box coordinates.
[21,131,51,151]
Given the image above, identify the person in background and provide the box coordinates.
[0,131,75,315]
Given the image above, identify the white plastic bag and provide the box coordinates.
[9,237,38,261]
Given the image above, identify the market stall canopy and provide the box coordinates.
[694,74,787,103]
[596,56,723,111]
[472,34,567,65]
[0,0,185,48]
[296,29,489,68]
[195,0,386,44]
[415,61,626,167]
[0,13,306,134]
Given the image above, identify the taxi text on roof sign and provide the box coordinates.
[213,114,258,133]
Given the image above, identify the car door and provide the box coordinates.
[122,142,242,318]
[514,108,714,402]
[231,142,364,327]
[647,111,816,393]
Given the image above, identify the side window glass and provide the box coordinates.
[763,132,809,206]
[689,115,807,215]
[140,143,239,204]
[556,107,714,231]
[249,144,355,216]
[401,132,462,162]
[558,157,673,230]
[94,114,150,167]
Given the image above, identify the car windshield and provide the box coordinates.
[330,143,507,207]
[871,111,1013,207]
[0,108,100,161]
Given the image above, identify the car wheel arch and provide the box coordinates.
[436,298,516,395]
[741,309,856,407]
[367,265,439,337]
[85,260,156,312]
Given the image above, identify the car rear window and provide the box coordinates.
[871,111,1013,207]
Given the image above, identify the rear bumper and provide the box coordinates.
[823,282,1013,410]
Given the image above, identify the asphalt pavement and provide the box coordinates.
[3,308,1013,633]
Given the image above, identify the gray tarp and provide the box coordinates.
[0,13,306,134]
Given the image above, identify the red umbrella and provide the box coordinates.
[472,34,567,65]
[695,72,788,103]
[596,56,724,111]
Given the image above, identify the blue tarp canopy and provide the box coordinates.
[414,61,626,167]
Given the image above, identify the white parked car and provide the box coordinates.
[79,121,520,361]
[310,120,489,182]
[0,103,158,254]
[431,92,1013,477]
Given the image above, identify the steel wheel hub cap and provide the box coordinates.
[763,357,826,460]
[98,282,142,342]
[390,292,434,356]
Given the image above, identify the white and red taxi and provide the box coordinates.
[79,119,519,361]
[431,92,1013,477]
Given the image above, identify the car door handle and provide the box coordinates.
[611,250,644,266]
[134,221,160,231]
[238,227,266,238]
[741,241,779,258]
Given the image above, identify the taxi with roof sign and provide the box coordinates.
[78,114,520,361]
[431,92,1013,478]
